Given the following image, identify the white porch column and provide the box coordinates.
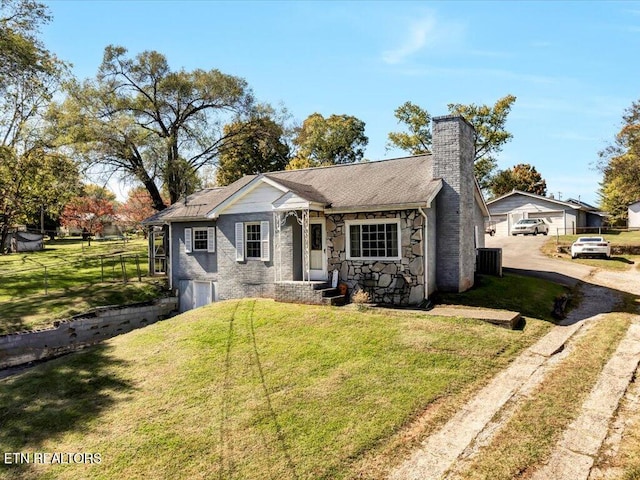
[273,211,281,282]
[302,209,310,282]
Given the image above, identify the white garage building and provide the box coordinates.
[487,191,605,236]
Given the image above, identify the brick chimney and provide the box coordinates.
[431,115,476,292]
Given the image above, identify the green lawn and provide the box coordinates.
[0,237,164,334]
[0,299,551,480]
[437,273,569,323]
[550,230,640,246]
[0,237,149,297]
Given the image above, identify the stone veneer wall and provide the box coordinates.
[326,210,425,305]
[0,297,178,369]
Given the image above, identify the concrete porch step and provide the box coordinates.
[322,294,347,306]
[316,287,339,297]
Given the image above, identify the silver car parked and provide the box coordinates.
[511,218,549,236]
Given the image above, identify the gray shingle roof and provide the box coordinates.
[143,175,255,224]
[145,155,442,223]
[266,155,440,210]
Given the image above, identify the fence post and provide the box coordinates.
[44,266,48,295]
[135,255,141,282]
[100,256,104,283]
[120,255,127,284]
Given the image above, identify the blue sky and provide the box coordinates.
[41,1,640,205]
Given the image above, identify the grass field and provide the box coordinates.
[437,273,569,323]
[550,230,640,246]
[0,299,552,480]
[0,237,164,334]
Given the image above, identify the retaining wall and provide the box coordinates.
[0,297,178,369]
[274,281,327,304]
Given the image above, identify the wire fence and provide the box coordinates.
[0,253,150,298]
[553,227,634,241]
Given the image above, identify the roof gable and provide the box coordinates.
[142,176,255,224]
[209,177,287,216]
[487,190,583,211]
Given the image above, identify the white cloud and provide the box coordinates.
[381,13,464,64]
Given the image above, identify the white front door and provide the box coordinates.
[309,220,327,281]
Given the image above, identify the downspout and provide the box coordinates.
[167,222,173,291]
[418,207,429,303]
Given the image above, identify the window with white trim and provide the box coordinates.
[245,223,261,258]
[193,228,209,251]
[346,219,401,260]
[184,226,215,253]
[235,221,270,261]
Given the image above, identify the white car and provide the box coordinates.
[570,236,611,259]
[511,218,549,236]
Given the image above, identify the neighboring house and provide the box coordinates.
[144,116,489,312]
[487,191,605,236]
[629,200,640,229]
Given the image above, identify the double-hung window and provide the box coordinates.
[347,219,400,260]
[184,226,215,254]
[245,223,262,259]
[193,228,209,251]
[235,221,270,262]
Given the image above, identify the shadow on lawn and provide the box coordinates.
[0,344,134,475]
[0,289,89,334]
[0,283,161,335]
[610,256,635,265]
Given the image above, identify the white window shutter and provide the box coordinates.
[235,223,244,261]
[207,227,216,253]
[185,228,192,253]
[260,221,270,262]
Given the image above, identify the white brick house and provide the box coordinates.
[144,115,489,311]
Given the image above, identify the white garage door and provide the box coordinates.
[527,211,564,235]
[492,214,509,236]
[492,213,525,236]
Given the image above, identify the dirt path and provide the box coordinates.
[389,235,640,480]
